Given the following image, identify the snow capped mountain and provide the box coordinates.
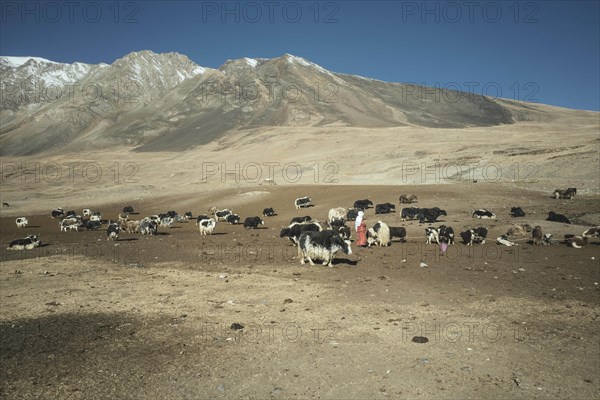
[0,50,560,156]
[0,56,103,84]
[283,53,335,76]
[219,56,269,72]
[111,51,206,87]
[0,56,110,110]
[0,51,208,111]
[0,56,59,68]
[244,57,259,67]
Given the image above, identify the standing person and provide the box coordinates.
[354,210,364,231]
[355,210,367,247]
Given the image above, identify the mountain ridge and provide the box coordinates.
[0,50,596,156]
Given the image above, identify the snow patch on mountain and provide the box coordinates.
[337,72,388,84]
[244,57,258,67]
[0,56,58,68]
[118,51,206,85]
[285,54,332,76]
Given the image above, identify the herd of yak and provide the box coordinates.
[5,188,600,267]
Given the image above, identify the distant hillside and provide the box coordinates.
[0,51,593,155]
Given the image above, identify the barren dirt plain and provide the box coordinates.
[1,181,599,399]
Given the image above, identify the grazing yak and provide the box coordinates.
[328,219,346,229]
[225,214,241,224]
[7,234,41,250]
[367,221,391,247]
[328,207,347,222]
[89,213,101,222]
[346,209,359,221]
[472,209,496,219]
[165,211,177,219]
[399,194,418,204]
[290,216,312,224]
[582,226,600,239]
[552,188,577,199]
[198,218,217,235]
[547,211,571,224]
[389,226,407,242]
[532,226,543,245]
[506,224,532,238]
[510,207,526,217]
[568,236,588,248]
[327,220,351,240]
[298,230,352,267]
[460,227,488,245]
[85,220,102,231]
[15,217,28,228]
[263,208,276,217]
[401,207,420,221]
[425,226,454,245]
[336,226,352,240]
[243,216,264,229]
[107,223,120,241]
[425,227,439,245]
[160,217,174,229]
[353,199,373,211]
[51,208,65,219]
[213,209,232,222]
[375,203,396,214]
[295,197,312,209]
[496,235,518,246]
[120,219,139,233]
[196,214,209,223]
[425,225,454,244]
[60,217,80,232]
[123,206,134,214]
[418,207,447,223]
[65,210,77,218]
[541,233,557,245]
[327,219,346,228]
[280,222,323,249]
[139,218,158,236]
[438,225,455,244]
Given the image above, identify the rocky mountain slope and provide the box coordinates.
[1,50,586,155]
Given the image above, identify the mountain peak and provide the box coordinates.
[243,57,259,67]
[279,54,333,76]
[117,50,194,64]
[112,50,207,82]
[220,57,264,70]
[0,56,59,68]
[1,49,571,157]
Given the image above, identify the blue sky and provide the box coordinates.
[1,0,599,110]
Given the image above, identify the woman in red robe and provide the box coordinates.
[355,211,367,247]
